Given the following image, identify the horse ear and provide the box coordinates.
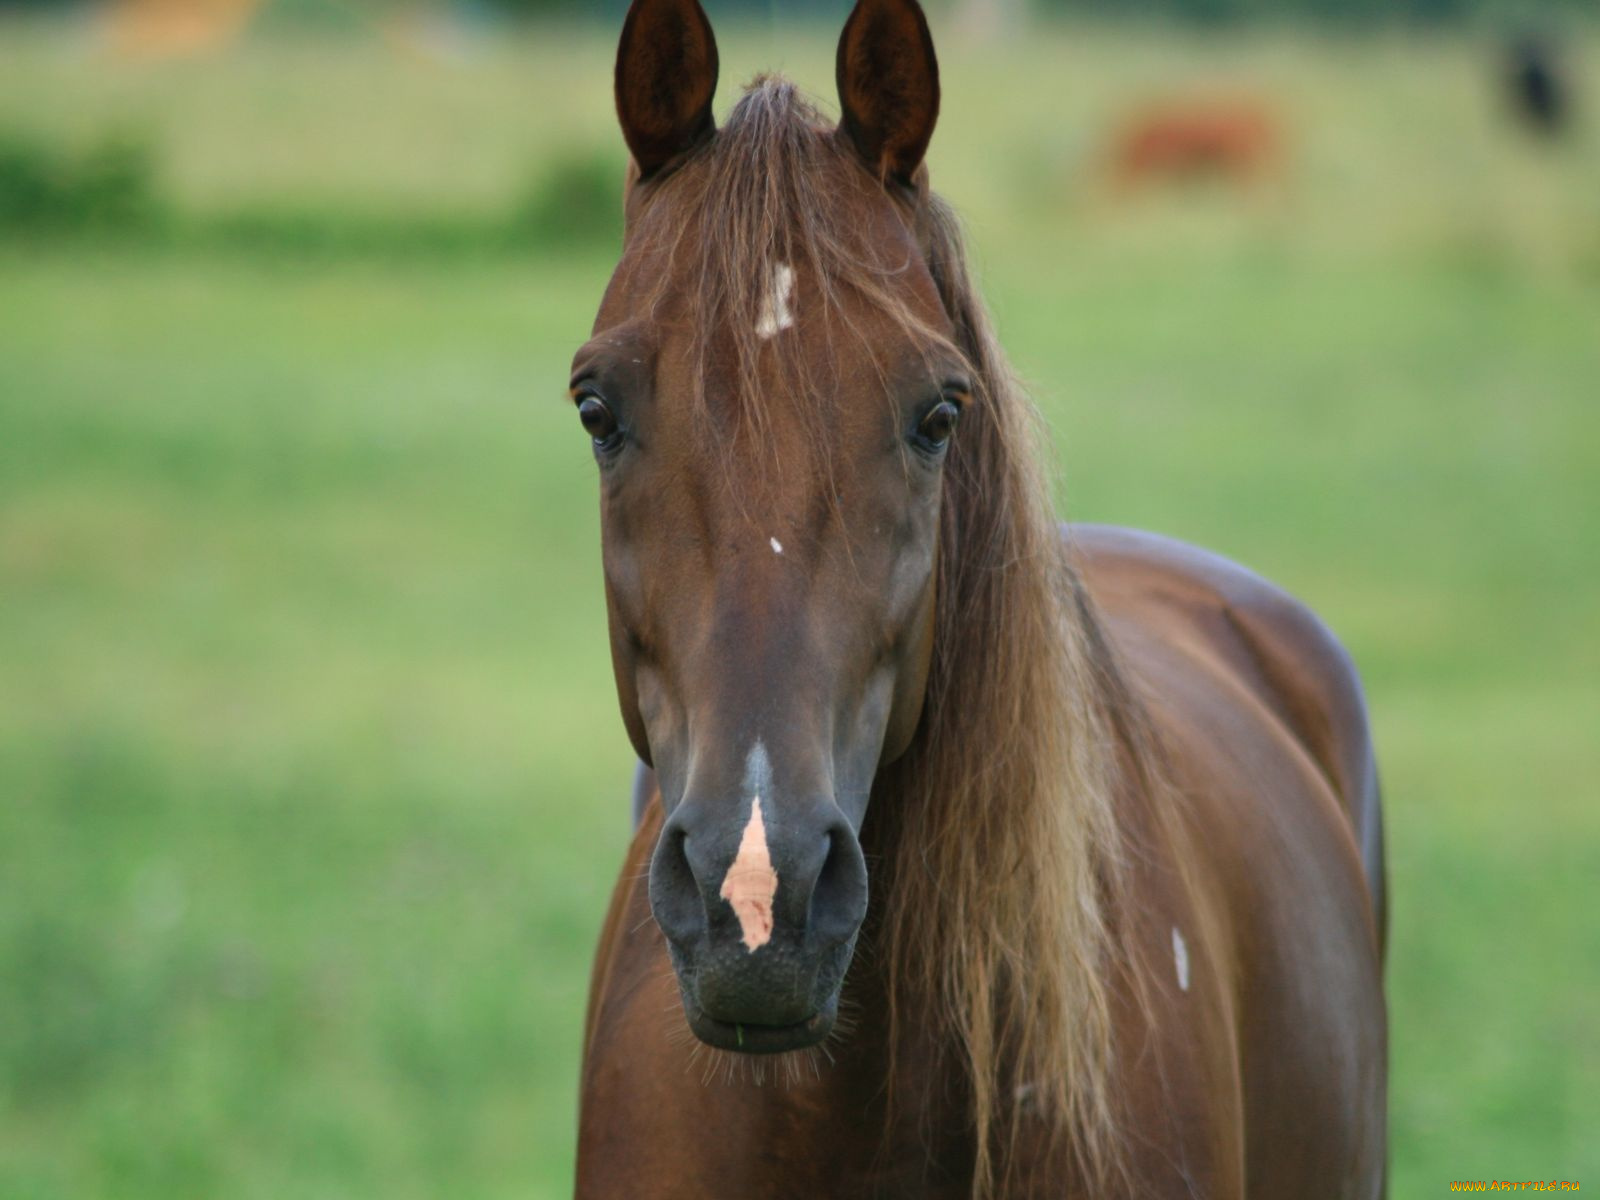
[615,0,719,180]
[834,0,940,187]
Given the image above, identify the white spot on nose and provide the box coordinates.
[769,537,783,555]
[755,263,796,339]
[1172,926,1190,992]
[743,740,772,796]
[721,796,777,952]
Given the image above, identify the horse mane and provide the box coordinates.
[628,77,1148,1197]
[872,184,1138,1197]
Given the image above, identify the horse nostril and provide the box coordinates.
[649,820,708,946]
[806,821,869,949]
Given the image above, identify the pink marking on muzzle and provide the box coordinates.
[720,798,778,952]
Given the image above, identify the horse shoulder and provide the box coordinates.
[1068,522,1383,932]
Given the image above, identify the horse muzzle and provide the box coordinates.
[649,793,868,1053]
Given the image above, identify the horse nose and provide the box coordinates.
[650,797,868,955]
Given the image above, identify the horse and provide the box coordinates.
[572,2,1387,1196]
[1505,35,1572,138]
[1106,98,1284,195]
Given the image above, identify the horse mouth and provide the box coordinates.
[686,994,838,1054]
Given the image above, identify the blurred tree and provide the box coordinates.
[1038,0,1589,24]
[0,0,1590,27]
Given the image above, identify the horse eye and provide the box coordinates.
[915,401,960,451]
[576,395,619,445]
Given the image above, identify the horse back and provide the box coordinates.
[1072,523,1385,946]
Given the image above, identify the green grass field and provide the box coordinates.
[2,18,1598,1198]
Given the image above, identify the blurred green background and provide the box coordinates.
[1,2,1597,1197]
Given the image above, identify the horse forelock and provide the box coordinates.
[615,75,1146,1198]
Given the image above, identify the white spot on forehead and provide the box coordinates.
[755,263,796,340]
[770,537,784,555]
[1172,926,1191,993]
[721,741,779,953]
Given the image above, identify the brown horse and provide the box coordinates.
[573,2,1387,1196]
[1108,98,1284,194]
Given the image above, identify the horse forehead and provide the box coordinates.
[606,158,934,321]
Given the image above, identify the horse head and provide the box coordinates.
[572,0,960,1053]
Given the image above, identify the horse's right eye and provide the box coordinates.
[576,395,620,447]
[912,400,961,455]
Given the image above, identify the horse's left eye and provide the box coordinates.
[914,401,961,453]
[576,395,620,447]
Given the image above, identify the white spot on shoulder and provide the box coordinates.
[769,537,783,555]
[1172,926,1191,992]
[755,263,796,339]
[721,741,778,952]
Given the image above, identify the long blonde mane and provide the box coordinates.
[627,78,1145,1197]
[868,187,1136,1192]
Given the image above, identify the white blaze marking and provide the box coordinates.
[743,740,772,798]
[722,801,777,951]
[769,537,783,555]
[755,263,796,339]
[720,742,778,952]
[1172,926,1190,992]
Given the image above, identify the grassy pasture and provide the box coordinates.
[1,19,1598,1199]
